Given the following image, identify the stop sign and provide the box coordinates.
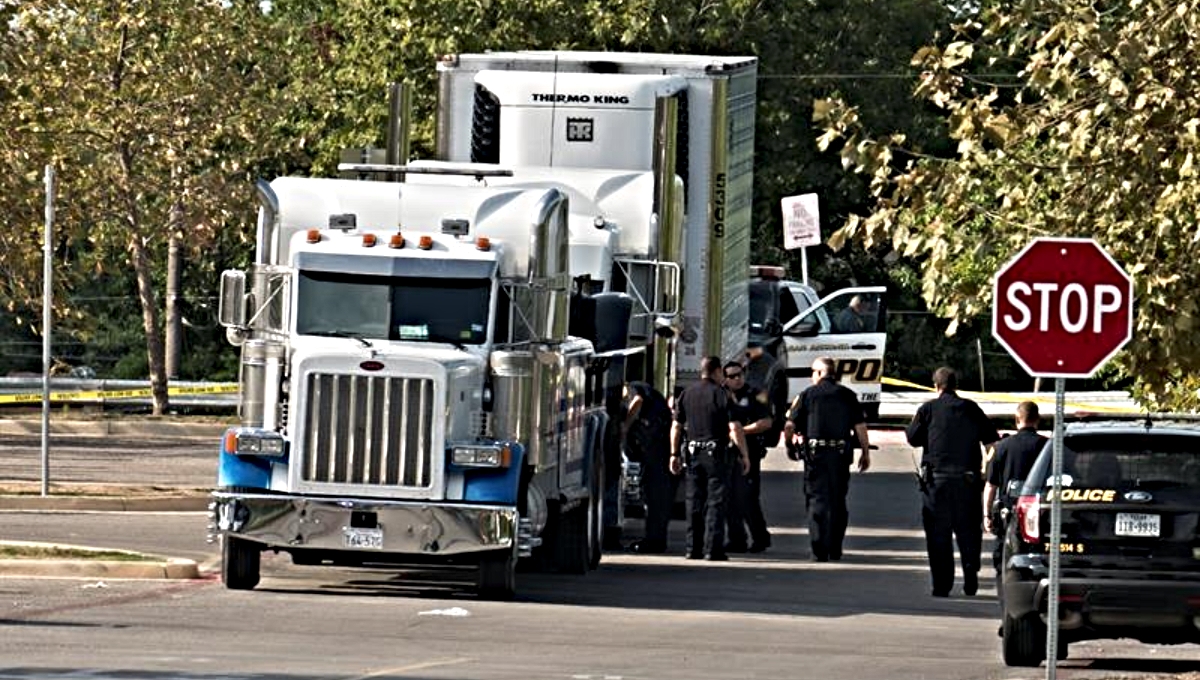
[993,238,1133,377]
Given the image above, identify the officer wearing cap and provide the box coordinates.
[785,356,871,562]
[723,361,773,554]
[906,366,1000,597]
[744,340,788,449]
[670,356,751,561]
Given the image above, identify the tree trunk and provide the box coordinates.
[132,237,169,415]
[166,227,182,379]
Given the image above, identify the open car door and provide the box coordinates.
[780,286,887,419]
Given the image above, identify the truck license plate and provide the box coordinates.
[1115,512,1160,537]
[344,527,384,549]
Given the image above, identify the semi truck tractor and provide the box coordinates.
[210,51,762,598]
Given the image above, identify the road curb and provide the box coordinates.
[0,495,210,512]
[0,541,200,580]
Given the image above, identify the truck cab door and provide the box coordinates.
[779,286,887,415]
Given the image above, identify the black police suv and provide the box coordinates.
[999,420,1200,667]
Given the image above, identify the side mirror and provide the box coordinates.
[218,270,247,328]
[793,320,819,337]
[762,319,782,337]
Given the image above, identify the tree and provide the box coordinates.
[816,0,1200,409]
[1,0,297,413]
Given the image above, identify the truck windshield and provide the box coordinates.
[296,270,491,345]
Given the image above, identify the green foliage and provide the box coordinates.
[0,0,301,410]
[817,0,1200,409]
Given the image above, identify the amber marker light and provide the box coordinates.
[418,235,434,250]
[306,229,321,244]
[476,236,491,251]
[361,233,377,247]
[389,233,405,249]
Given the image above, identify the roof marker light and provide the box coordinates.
[476,236,491,251]
[306,229,321,244]
[389,233,405,249]
[362,234,377,248]
[418,235,433,250]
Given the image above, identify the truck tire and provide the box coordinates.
[477,547,517,600]
[588,456,605,570]
[555,504,590,575]
[222,535,261,591]
[1002,613,1045,667]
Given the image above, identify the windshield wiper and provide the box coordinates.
[424,332,469,351]
[306,330,373,348]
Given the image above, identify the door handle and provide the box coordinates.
[851,344,876,350]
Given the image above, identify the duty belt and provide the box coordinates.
[686,440,719,453]
[808,439,847,448]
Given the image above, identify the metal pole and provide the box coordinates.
[1045,377,1066,679]
[977,338,986,392]
[801,246,809,286]
[41,165,55,497]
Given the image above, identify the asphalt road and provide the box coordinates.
[2,431,1200,679]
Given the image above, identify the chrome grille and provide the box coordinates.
[302,373,435,488]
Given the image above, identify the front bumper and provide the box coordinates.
[210,492,516,556]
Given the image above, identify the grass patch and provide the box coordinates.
[0,545,156,561]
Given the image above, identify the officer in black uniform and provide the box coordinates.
[983,401,1046,588]
[744,340,789,449]
[621,380,675,554]
[723,361,774,554]
[906,366,1000,597]
[670,356,751,561]
[785,356,871,562]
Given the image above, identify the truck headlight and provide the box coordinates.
[224,429,286,457]
[450,444,510,468]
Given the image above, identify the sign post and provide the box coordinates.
[780,193,820,284]
[992,237,1133,679]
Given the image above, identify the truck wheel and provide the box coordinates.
[555,504,590,575]
[588,457,605,570]
[1002,613,1045,667]
[222,535,261,591]
[478,547,517,600]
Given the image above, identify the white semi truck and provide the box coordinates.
[210,52,762,598]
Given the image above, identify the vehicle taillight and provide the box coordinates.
[1015,494,1041,543]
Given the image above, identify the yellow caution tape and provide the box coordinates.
[0,383,238,405]
[880,376,1140,415]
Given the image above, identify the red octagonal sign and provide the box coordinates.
[993,238,1133,378]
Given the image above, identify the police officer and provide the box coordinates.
[670,356,751,561]
[723,361,774,554]
[744,340,789,448]
[906,366,1000,597]
[621,380,675,554]
[983,401,1046,586]
[785,356,871,562]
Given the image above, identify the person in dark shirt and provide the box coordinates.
[833,295,868,334]
[622,381,675,554]
[906,366,1000,597]
[722,361,774,554]
[743,341,788,448]
[785,356,871,562]
[984,401,1046,582]
[670,356,751,561]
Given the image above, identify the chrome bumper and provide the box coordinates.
[210,492,516,556]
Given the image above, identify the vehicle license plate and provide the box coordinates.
[344,527,384,549]
[1115,512,1160,537]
